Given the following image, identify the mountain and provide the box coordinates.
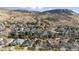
[43,9,74,15]
[0,9,79,27]
[0,9,79,51]
[40,9,79,27]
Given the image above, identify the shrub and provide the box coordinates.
[15,45,23,51]
[39,48,48,51]
[27,47,35,51]
[52,47,60,51]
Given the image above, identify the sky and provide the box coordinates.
[1,7,79,13]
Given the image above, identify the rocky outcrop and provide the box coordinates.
[8,38,24,46]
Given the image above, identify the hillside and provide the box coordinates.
[0,9,79,51]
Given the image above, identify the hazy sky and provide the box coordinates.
[1,7,79,13]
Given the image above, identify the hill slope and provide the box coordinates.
[0,9,79,51]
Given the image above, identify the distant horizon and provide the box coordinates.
[0,7,79,13]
